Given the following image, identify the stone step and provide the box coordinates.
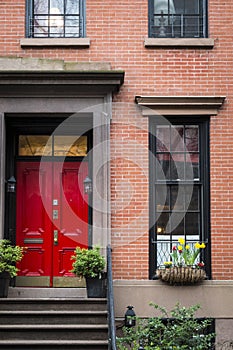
[8,287,86,299]
[0,298,107,311]
[0,310,108,324]
[0,340,108,350]
[0,324,108,341]
[0,297,109,349]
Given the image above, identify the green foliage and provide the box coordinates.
[0,239,25,278]
[117,303,215,350]
[71,246,106,278]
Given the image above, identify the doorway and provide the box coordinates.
[6,117,92,287]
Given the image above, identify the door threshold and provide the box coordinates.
[8,287,87,299]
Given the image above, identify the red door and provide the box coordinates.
[16,161,89,287]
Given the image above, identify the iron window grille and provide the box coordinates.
[26,0,85,38]
[148,0,207,38]
[149,118,210,279]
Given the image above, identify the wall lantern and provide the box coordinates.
[83,176,92,194]
[124,305,136,327]
[7,176,16,193]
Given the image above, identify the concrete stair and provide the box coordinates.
[0,297,109,350]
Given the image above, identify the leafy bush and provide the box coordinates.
[71,246,106,278]
[117,303,215,350]
[0,239,25,278]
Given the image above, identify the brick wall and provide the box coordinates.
[1,0,233,280]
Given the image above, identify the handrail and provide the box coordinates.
[107,244,118,350]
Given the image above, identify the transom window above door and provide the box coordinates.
[26,0,85,38]
[18,135,87,157]
[148,0,207,38]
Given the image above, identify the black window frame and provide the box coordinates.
[25,0,86,38]
[149,116,211,279]
[148,0,208,38]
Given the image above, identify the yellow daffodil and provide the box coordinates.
[195,242,201,249]
[170,239,206,267]
[178,237,185,245]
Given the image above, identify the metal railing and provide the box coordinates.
[29,15,81,38]
[107,244,118,350]
[150,13,206,38]
[152,238,208,268]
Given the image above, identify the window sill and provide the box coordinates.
[20,38,90,48]
[144,38,214,49]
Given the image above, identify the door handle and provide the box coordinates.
[54,230,58,245]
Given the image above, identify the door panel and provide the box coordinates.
[16,162,52,281]
[53,161,88,279]
[16,160,89,287]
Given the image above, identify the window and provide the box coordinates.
[149,118,210,278]
[148,0,207,38]
[26,0,85,38]
[18,135,87,156]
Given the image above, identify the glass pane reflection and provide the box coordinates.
[19,135,87,157]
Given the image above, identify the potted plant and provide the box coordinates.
[156,237,207,285]
[0,239,25,297]
[71,246,106,298]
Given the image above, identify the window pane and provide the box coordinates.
[171,216,184,236]
[171,153,185,180]
[156,126,170,152]
[186,186,199,211]
[171,126,184,152]
[185,126,199,152]
[156,212,170,234]
[186,153,199,179]
[65,17,80,37]
[66,0,79,14]
[171,185,185,211]
[50,0,64,13]
[156,153,170,180]
[156,185,170,212]
[34,0,48,14]
[185,212,200,236]
[19,136,52,156]
[54,136,87,156]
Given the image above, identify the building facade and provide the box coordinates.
[0,0,233,346]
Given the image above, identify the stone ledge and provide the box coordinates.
[0,57,111,72]
[113,280,233,318]
[144,37,214,48]
[20,37,90,48]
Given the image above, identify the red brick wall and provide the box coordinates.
[1,0,233,280]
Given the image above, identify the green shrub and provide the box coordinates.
[71,246,106,278]
[117,303,215,350]
[0,239,25,278]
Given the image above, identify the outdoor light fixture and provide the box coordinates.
[84,176,92,194]
[124,305,136,327]
[7,176,16,193]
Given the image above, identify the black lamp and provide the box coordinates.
[83,176,92,194]
[7,176,16,193]
[124,305,136,327]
